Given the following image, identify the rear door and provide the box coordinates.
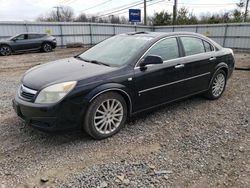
[27,34,42,49]
[177,36,217,95]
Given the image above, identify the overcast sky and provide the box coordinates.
[0,0,240,21]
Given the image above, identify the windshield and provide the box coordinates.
[9,35,18,40]
[79,35,152,66]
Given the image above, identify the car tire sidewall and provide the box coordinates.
[84,92,127,140]
[0,45,12,56]
[207,70,227,100]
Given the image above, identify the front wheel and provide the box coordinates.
[42,43,52,52]
[83,92,127,140]
[205,70,227,100]
[0,45,12,56]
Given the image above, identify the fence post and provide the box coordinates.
[195,25,198,33]
[113,24,116,36]
[223,24,228,47]
[89,23,93,46]
[24,22,28,32]
[59,23,63,47]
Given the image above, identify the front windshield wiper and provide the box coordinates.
[74,56,90,62]
[89,60,110,67]
[75,56,110,67]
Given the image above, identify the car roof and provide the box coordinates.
[17,32,48,35]
[122,31,222,49]
[124,31,207,38]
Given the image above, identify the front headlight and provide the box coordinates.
[35,81,77,104]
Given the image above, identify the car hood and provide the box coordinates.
[22,57,116,90]
[0,39,11,43]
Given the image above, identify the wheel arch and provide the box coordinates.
[86,83,133,116]
[209,63,228,88]
[0,43,13,50]
[214,62,229,77]
[41,41,53,47]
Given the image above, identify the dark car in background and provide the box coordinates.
[13,32,235,139]
[0,33,56,56]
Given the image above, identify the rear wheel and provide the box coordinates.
[42,43,52,52]
[84,92,127,140]
[0,45,12,56]
[205,70,226,100]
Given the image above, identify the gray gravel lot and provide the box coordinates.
[0,48,249,188]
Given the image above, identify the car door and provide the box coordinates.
[133,37,190,111]
[177,36,217,95]
[27,34,42,49]
[11,34,29,51]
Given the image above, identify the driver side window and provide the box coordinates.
[145,37,179,61]
[15,34,28,40]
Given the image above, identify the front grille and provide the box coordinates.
[19,85,37,101]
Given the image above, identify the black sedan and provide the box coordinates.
[0,33,57,56]
[13,32,235,139]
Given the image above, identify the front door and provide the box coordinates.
[11,34,29,51]
[133,37,188,112]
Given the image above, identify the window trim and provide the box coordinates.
[134,35,216,69]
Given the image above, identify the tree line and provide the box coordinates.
[37,1,250,25]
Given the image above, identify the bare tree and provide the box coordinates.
[37,6,74,22]
[61,6,74,22]
[75,13,88,22]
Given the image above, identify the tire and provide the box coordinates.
[205,70,227,100]
[0,45,12,56]
[84,92,127,140]
[41,43,52,52]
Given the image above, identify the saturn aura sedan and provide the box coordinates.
[13,32,235,139]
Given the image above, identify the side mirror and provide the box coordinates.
[140,55,163,69]
[11,38,17,42]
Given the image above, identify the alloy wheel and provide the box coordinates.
[212,73,225,97]
[0,46,11,56]
[94,99,124,134]
[43,43,52,52]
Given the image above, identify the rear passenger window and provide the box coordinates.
[28,34,40,39]
[181,37,205,56]
[146,37,179,61]
[203,40,213,52]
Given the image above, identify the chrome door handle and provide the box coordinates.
[209,57,217,61]
[175,64,184,69]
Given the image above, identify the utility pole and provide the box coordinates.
[244,0,250,22]
[144,0,147,25]
[53,6,62,22]
[173,0,178,25]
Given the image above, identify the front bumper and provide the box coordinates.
[13,95,87,132]
[52,42,57,49]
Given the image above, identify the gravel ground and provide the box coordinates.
[0,49,249,188]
